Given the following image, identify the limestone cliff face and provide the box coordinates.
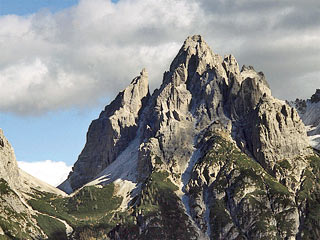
[237,97,312,175]
[57,35,318,239]
[60,69,150,192]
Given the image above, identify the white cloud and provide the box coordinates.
[0,0,319,115]
[18,160,72,187]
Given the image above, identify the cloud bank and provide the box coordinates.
[18,160,72,186]
[0,0,319,115]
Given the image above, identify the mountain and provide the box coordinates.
[56,35,320,239]
[290,89,320,151]
[2,35,320,239]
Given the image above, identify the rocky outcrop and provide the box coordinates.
[186,128,317,240]
[0,128,66,196]
[237,97,311,175]
[0,130,52,239]
[231,65,271,119]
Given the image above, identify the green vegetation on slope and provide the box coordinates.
[110,171,198,240]
[0,179,12,195]
[194,133,296,239]
[35,214,67,240]
[0,179,38,240]
[297,153,320,239]
[28,183,122,239]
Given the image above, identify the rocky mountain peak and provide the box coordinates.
[169,35,221,79]
[100,68,149,118]
[45,36,320,239]
[311,89,320,103]
[60,69,150,193]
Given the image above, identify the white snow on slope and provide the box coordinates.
[309,134,320,150]
[86,133,141,209]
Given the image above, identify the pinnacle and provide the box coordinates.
[169,35,215,73]
[130,68,148,86]
[186,34,205,43]
[140,68,148,77]
[182,34,210,51]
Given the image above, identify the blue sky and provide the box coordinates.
[0,0,79,15]
[0,107,103,165]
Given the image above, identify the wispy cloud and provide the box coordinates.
[0,0,319,115]
[18,160,72,186]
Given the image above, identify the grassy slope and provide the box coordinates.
[28,183,122,239]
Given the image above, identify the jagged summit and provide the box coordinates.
[2,35,319,239]
[61,35,311,193]
[311,88,320,103]
[170,35,216,73]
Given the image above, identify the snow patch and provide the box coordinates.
[86,132,141,209]
[309,134,320,150]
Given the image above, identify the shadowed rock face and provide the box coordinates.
[290,89,320,151]
[311,89,320,103]
[57,35,319,239]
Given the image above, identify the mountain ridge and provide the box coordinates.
[1,35,320,239]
